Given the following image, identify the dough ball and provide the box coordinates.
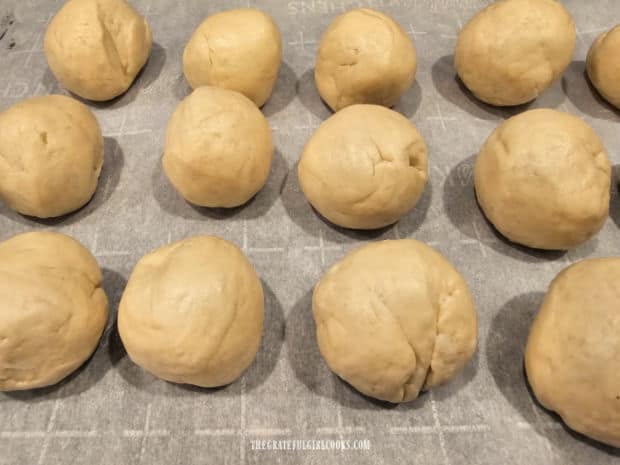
[0,95,104,218]
[163,86,273,208]
[298,104,428,229]
[315,8,417,111]
[183,8,282,107]
[587,25,620,109]
[0,232,108,391]
[474,109,610,250]
[118,236,264,387]
[313,240,477,403]
[526,258,620,447]
[44,0,152,101]
[455,0,575,106]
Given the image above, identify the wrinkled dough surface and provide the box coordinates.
[0,95,103,218]
[315,8,416,111]
[587,25,620,109]
[475,109,610,250]
[312,240,477,403]
[183,8,281,107]
[0,232,108,391]
[455,0,575,106]
[44,0,152,101]
[298,104,428,230]
[526,258,620,447]
[118,236,264,388]
[163,86,273,208]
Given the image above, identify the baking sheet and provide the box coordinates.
[1,0,620,464]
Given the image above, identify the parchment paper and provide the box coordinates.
[1,0,620,464]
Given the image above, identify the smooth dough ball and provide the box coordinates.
[474,109,610,250]
[0,95,104,218]
[315,8,417,111]
[313,240,477,403]
[0,232,108,391]
[526,258,620,447]
[183,8,282,107]
[455,0,576,106]
[44,0,152,101]
[118,236,264,387]
[587,25,620,109]
[298,104,428,229]
[163,86,273,208]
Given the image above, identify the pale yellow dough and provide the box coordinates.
[183,8,282,107]
[587,25,620,109]
[0,232,108,391]
[474,109,610,250]
[455,0,575,106]
[118,236,264,388]
[0,95,103,218]
[315,8,417,111]
[44,0,152,101]
[298,104,428,230]
[163,86,273,208]
[526,258,620,447]
[313,240,477,403]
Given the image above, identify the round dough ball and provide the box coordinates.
[0,232,108,391]
[455,0,576,106]
[0,95,104,218]
[525,258,620,447]
[183,8,282,107]
[474,109,610,250]
[163,86,273,208]
[313,239,477,403]
[44,0,152,101]
[587,25,620,109]
[298,104,428,229]
[118,236,264,387]
[315,8,417,111]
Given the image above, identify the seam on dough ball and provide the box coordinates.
[370,291,419,402]
[95,2,128,78]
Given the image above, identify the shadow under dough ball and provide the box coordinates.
[474,109,611,250]
[0,95,103,218]
[455,0,575,106]
[587,24,620,109]
[183,8,282,108]
[298,104,428,230]
[315,8,417,111]
[118,236,264,388]
[163,86,273,208]
[525,258,620,447]
[0,232,108,391]
[312,239,478,403]
[44,0,152,101]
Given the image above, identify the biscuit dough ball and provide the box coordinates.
[587,25,620,109]
[0,95,104,218]
[298,104,428,229]
[0,232,108,391]
[315,8,417,111]
[313,240,477,403]
[44,0,152,101]
[455,0,576,106]
[163,86,273,208]
[118,236,264,387]
[183,8,282,107]
[526,258,620,447]
[474,109,610,250]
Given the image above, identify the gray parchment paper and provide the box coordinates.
[1,0,620,464]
